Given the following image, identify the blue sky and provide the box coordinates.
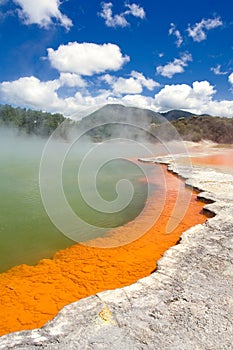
[0,0,232,117]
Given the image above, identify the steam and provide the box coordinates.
[40,104,193,247]
[0,104,194,259]
[0,126,47,162]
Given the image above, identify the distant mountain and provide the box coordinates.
[85,105,214,124]
[88,105,233,144]
[160,109,196,121]
[77,104,163,142]
[1,103,232,143]
[84,104,163,124]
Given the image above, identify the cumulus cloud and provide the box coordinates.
[13,0,72,30]
[187,17,223,42]
[100,74,114,85]
[121,94,154,109]
[152,80,233,117]
[169,23,183,47]
[131,71,160,90]
[0,74,87,112]
[0,74,117,116]
[59,73,87,88]
[101,71,159,94]
[154,81,216,111]
[112,77,143,94]
[211,64,228,75]
[1,76,233,118]
[156,53,192,78]
[47,42,130,76]
[0,76,61,108]
[99,2,145,28]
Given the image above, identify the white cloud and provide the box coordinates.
[228,72,233,85]
[99,2,145,28]
[100,74,114,85]
[64,90,113,117]
[0,74,117,117]
[211,64,228,75]
[154,81,216,111]
[47,42,130,76]
[112,77,142,94]
[59,73,87,88]
[99,2,128,27]
[131,71,160,90]
[13,0,72,30]
[124,3,145,19]
[187,17,222,42]
[0,74,86,113]
[1,76,233,118]
[121,94,154,109]
[0,76,61,109]
[192,80,216,98]
[156,53,192,78]
[102,71,159,94]
[153,80,233,117]
[205,100,233,117]
[169,23,183,47]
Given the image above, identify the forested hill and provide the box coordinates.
[171,115,233,143]
[0,104,65,137]
[1,103,233,143]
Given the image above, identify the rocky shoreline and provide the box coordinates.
[0,155,232,350]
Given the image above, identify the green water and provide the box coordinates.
[0,133,152,272]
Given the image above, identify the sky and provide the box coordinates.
[0,0,233,118]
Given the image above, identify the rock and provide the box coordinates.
[0,155,233,350]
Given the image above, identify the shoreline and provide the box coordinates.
[0,151,233,349]
[0,162,207,336]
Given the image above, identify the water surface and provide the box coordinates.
[0,132,154,272]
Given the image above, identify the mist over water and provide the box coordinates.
[0,128,72,272]
[0,126,155,272]
[0,106,191,272]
